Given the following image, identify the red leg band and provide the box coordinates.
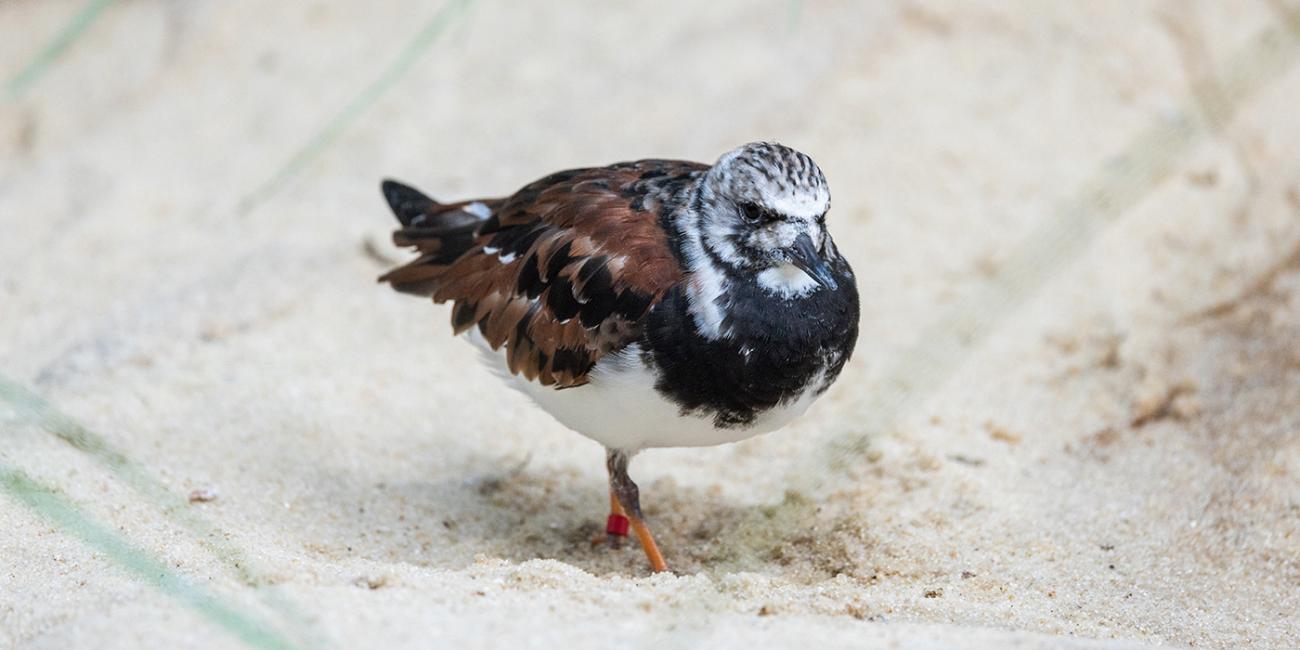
[606,514,630,536]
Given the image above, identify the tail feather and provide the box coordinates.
[381,179,437,227]
[379,179,490,296]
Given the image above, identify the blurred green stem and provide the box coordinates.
[5,0,117,101]
[239,0,475,214]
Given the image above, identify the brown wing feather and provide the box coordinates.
[382,160,705,387]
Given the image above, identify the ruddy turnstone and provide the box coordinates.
[379,142,859,572]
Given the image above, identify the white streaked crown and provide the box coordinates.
[707,142,830,221]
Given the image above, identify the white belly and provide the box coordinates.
[466,332,823,451]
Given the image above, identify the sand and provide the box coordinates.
[2,1,1299,648]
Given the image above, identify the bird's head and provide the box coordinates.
[696,142,837,291]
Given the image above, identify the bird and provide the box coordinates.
[377,142,859,572]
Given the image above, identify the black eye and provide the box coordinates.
[740,202,769,224]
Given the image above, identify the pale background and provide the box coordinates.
[2,1,1298,649]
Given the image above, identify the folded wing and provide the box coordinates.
[381,160,703,387]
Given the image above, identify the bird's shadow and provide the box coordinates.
[273,449,873,579]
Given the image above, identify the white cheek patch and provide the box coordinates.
[702,219,746,266]
[757,262,819,298]
[751,220,814,254]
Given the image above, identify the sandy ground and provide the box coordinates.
[2,1,1299,648]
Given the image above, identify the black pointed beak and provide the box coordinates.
[787,232,837,290]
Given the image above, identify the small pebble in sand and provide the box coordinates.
[1186,169,1219,187]
[353,575,388,590]
[1131,379,1198,427]
[986,422,1022,444]
[187,488,218,503]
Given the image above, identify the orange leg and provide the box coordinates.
[606,448,669,573]
[626,510,667,573]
